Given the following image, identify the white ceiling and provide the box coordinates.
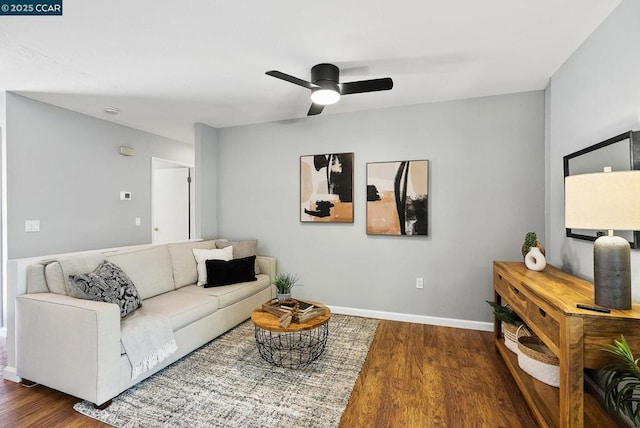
[0,0,621,143]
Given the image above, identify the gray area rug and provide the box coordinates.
[75,314,379,428]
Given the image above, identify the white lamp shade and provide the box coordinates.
[565,170,640,230]
[311,88,340,105]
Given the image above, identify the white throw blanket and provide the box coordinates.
[121,311,177,380]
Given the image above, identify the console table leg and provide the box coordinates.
[559,316,584,428]
[494,290,502,341]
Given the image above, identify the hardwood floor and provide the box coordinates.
[0,320,536,427]
[341,321,536,427]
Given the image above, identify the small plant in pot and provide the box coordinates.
[601,335,640,426]
[486,300,525,353]
[522,231,545,259]
[486,300,524,326]
[274,273,300,302]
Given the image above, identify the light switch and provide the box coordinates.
[135,217,141,227]
[120,191,132,200]
[25,220,40,232]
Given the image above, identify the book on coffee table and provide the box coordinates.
[261,299,326,324]
[280,300,314,314]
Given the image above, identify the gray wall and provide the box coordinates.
[217,92,545,323]
[6,93,194,259]
[547,0,640,301]
[194,123,218,240]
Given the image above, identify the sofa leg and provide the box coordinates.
[20,378,37,387]
[94,399,112,410]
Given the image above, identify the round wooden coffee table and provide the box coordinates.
[251,301,331,368]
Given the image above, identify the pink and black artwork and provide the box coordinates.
[366,160,428,236]
[300,153,354,223]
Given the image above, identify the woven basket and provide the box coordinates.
[502,322,519,354]
[516,325,560,387]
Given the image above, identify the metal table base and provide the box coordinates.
[254,322,329,368]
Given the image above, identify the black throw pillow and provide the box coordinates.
[205,255,257,287]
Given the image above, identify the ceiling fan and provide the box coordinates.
[266,63,393,116]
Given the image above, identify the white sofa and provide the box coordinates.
[14,239,275,407]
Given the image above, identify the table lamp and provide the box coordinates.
[565,168,640,309]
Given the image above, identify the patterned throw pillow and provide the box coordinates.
[68,260,142,318]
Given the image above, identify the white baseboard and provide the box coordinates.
[0,327,6,338]
[3,366,20,383]
[328,305,494,332]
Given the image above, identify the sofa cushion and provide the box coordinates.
[44,262,66,295]
[216,240,261,274]
[167,240,221,288]
[45,254,106,296]
[68,260,142,318]
[26,264,49,294]
[177,273,270,309]
[192,246,233,286]
[106,246,175,300]
[205,256,257,287]
[137,290,219,332]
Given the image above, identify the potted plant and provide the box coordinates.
[486,300,524,353]
[602,335,640,426]
[522,231,545,259]
[274,272,300,302]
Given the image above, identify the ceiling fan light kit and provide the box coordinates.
[311,88,340,105]
[266,62,393,116]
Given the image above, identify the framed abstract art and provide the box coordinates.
[300,153,354,223]
[366,160,428,236]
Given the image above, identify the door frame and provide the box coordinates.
[151,157,195,244]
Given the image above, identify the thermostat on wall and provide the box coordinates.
[120,191,132,200]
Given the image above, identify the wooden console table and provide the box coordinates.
[493,261,640,427]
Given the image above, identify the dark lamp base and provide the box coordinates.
[593,235,632,310]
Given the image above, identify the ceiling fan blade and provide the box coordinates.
[307,103,325,116]
[265,70,315,90]
[340,78,393,95]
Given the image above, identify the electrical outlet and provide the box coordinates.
[416,277,424,289]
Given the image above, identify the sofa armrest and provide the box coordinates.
[257,256,276,283]
[16,293,121,406]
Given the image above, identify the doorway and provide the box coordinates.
[151,158,195,244]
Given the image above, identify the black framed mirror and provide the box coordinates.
[563,130,640,248]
